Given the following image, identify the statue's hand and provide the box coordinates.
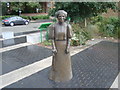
[65,48,69,54]
[52,48,57,54]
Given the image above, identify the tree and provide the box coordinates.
[25,2,41,13]
[2,2,41,15]
[49,2,118,22]
[1,2,8,15]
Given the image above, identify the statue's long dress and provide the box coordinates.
[48,23,73,82]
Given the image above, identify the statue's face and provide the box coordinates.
[57,13,65,23]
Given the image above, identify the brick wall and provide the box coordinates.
[21,13,48,16]
[102,2,119,18]
[102,9,118,18]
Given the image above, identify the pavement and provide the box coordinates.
[0,20,119,89]
[1,19,52,36]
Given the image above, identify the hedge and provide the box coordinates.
[1,15,49,20]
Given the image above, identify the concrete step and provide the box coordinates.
[0,30,39,39]
[1,36,26,48]
[0,31,47,48]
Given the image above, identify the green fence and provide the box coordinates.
[38,22,52,42]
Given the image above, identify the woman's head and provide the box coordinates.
[55,10,67,18]
[55,10,67,23]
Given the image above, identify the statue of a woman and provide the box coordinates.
[48,10,73,82]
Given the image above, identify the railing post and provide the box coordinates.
[40,30,42,42]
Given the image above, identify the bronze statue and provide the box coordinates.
[48,10,73,82]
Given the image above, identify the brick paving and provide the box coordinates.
[0,28,119,89]
[2,45,52,74]
[3,41,119,88]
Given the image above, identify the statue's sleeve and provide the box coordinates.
[67,24,73,39]
[48,24,55,40]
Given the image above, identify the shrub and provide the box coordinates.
[71,39,80,46]
[1,15,49,20]
[90,16,119,39]
[86,24,100,38]
[21,15,30,20]
[90,15,104,25]
[1,15,16,19]
[71,23,92,46]
[42,40,52,46]
[31,15,49,20]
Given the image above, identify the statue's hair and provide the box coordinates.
[55,10,67,18]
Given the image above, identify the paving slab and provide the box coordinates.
[2,45,52,74]
[4,41,119,88]
[14,30,39,37]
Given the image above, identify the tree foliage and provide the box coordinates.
[1,2,8,15]
[2,2,41,15]
[49,2,118,22]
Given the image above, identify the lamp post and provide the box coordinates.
[6,2,10,14]
[6,2,9,8]
[18,8,22,16]
[36,8,39,13]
